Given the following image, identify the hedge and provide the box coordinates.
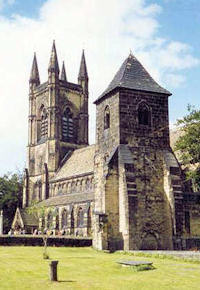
[0,235,92,247]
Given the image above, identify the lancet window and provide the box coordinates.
[104,106,110,129]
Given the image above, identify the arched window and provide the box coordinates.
[38,105,48,142]
[62,107,74,142]
[47,212,53,229]
[71,208,74,234]
[55,215,59,230]
[138,103,151,126]
[104,106,110,129]
[87,206,92,236]
[38,181,42,201]
[41,108,48,138]
[61,209,68,229]
[77,207,84,227]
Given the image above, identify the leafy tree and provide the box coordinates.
[175,105,200,191]
[0,172,23,233]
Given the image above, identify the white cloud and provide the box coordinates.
[165,73,186,88]
[0,0,199,174]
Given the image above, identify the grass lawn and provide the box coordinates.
[0,247,200,290]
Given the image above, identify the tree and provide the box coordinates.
[27,203,56,259]
[175,105,200,191]
[0,172,23,233]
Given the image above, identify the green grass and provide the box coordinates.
[0,247,200,290]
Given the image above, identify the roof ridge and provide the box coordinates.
[119,56,129,86]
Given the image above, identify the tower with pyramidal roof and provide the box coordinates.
[93,52,184,250]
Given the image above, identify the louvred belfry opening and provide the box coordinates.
[62,108,74,142]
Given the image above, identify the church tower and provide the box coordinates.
[23,42,89,207]
[93,53,184,250]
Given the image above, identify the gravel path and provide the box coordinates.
[130,250,200,260]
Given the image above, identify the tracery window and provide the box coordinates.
[138,102,151,126]
[62,107,74,142]
[77,207,84,227]
[104,106,110,129]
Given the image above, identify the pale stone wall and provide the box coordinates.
[25,74,89,206]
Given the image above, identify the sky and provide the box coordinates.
[0,0,200,175]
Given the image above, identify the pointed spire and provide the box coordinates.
[78,50,88,81]
[29,52,40,86]
[48,40,59,74]
[61,61,67,81]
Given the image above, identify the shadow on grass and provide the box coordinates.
[63,257,94,259]
[58,280,76,283]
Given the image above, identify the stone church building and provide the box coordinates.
[12,41,200,250]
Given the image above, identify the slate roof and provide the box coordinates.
[118,145,134,164]
[51,145,95,182]
[17,208,38,227]
[38,192,94,207]
[94,53,171,104]
[20,210,38,226]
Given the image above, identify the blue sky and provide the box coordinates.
[1,0,45,18]
[0,0,199,175]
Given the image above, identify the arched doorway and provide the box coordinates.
[140,233,158,250]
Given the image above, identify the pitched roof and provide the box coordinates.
[51,145,95,182]
[94,53,171,104]
[38,192,94,207]
[12,208,38,228]
[20,210,38,226]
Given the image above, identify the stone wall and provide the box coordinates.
[93,88,181,250]
[25,76,89,206]
[119,89,169,148]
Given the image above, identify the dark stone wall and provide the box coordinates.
[119,89,170,148]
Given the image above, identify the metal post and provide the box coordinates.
[49,260,58,281]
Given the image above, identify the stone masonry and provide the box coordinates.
[12,44,198,250]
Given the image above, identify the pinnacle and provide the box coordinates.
[61,61,67,81]
[29,52,40,85]
[48,40,60,74]
[78,49,88,80]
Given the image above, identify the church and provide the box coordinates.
[12,41,200,251]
